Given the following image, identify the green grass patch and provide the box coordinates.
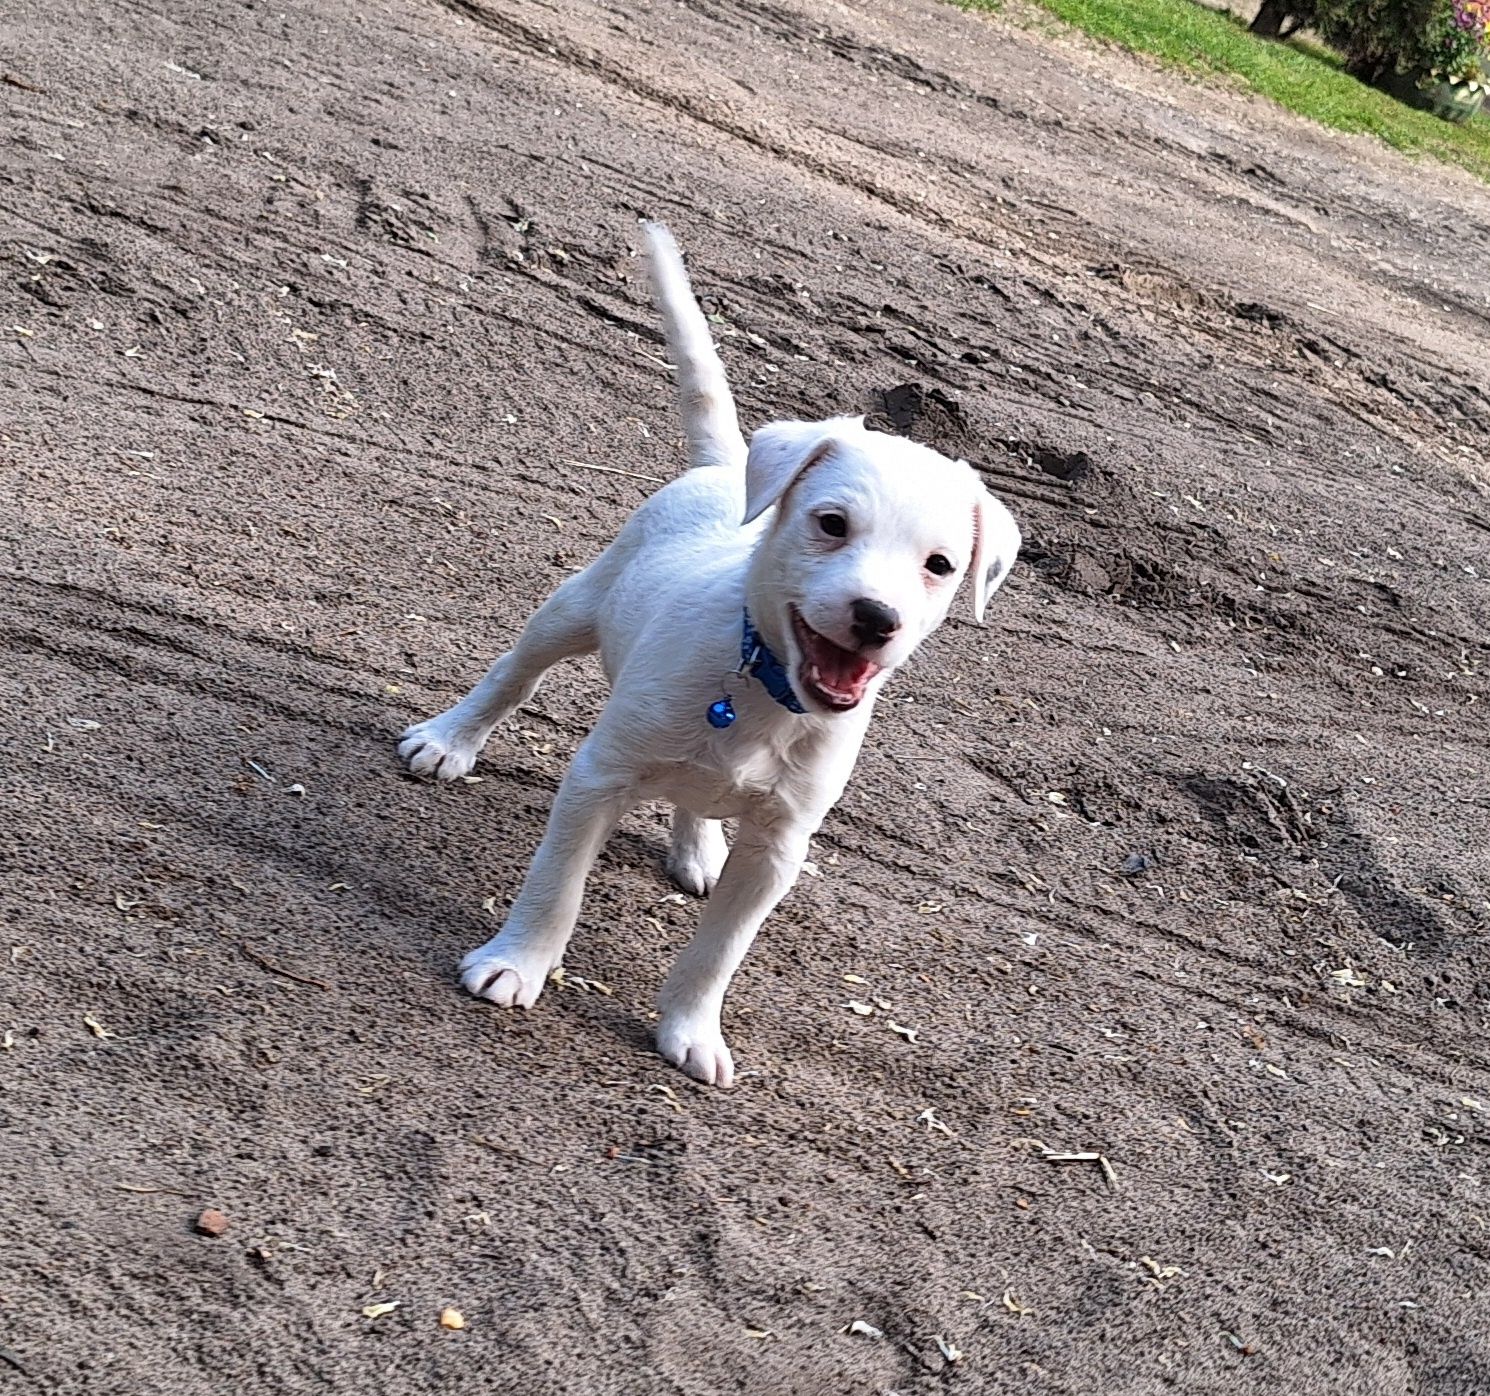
[963,0,1490,181]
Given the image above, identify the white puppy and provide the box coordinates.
[399,223,1020,1086]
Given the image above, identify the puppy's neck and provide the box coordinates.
[742,545,790,663]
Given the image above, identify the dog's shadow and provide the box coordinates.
[354,762,697,1057]
[206,694,719,1072]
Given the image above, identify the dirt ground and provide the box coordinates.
[3,0,1489,1391]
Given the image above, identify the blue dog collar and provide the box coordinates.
[741,609,806,714]
[706,610,805,727]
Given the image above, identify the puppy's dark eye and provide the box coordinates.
[925,553,955,577]
[818,512,848,539]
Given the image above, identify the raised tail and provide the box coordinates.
[642,221,745,470]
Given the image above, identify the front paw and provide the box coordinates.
[459,932,558,1008]
[656,1011,735,1087]
[398,711,485,782]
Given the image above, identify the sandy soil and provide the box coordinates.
[2,0,1489,1391]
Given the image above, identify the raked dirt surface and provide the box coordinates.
[2,0,1489,1392]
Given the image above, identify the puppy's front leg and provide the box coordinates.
[460,741,633,1009]
[656,818,812,1087]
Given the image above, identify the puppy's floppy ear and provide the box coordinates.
[969,480,1020,623]
[743,421,834,525]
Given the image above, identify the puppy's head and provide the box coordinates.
[744,416,1020,716]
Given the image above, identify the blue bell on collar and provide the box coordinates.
[706,610,806,729]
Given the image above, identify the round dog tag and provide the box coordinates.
[707,697,736,729]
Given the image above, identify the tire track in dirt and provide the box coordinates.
[433,0,1490,462]
[437,0,968,227]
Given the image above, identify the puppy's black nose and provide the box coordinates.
[851,598,901,649]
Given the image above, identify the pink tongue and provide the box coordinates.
[808,633,877,694]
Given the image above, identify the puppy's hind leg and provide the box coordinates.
[666,809,728,897]
[400,573,598,781]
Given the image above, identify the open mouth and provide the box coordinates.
[790,607,882,712]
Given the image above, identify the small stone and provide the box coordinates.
[195,1208,230,1237]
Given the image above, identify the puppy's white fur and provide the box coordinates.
[399,223,1020,1086]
